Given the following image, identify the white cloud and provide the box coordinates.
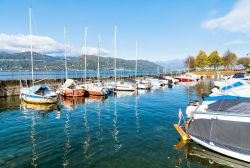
[203,0,250,33]
[224,39,247,46]
[0,33,108,56]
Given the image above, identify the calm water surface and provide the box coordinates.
[0,82,248,168]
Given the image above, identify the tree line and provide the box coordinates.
[184,50,250,71]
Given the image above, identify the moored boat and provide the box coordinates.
[115,81,137,91]
[175,73,200,82]
[82,83,107,96]
[59,79,85,97]
[184,99,250,163]
[19,8,58,104]
[20,84,58,104]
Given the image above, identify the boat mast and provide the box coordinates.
[84,26,88,82]
[97,33,101,81]
[135,41,138,80]
[29,8,34,86]
[64,26,68,79]
[188,57,190,101]
[114,26,117,82]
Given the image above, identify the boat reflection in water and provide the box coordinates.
[85,95,108,103]
[20,101,59,112]
[115,90,138,98]
[60,96,85,110]
[175,140,250,168]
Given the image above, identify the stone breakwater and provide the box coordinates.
[0,75,150,97]
[0,79,64,97]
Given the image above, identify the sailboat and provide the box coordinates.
[81,29,107,96]
[135,42,151,90]
[58,26,85,97]
[113,27,137,92]
[20,8,58,104]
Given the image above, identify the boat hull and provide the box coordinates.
[188,113,250,163]
[20,93,58,104]
[85,90,106,96]
[59,88,85,97]
[175,77,194,82]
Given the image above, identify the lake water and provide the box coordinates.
[0,82,248,168]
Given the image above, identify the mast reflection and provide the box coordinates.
[31,113,38,168]
[63,109,71,167]
[113,96,121,151]
[83,104,91,160]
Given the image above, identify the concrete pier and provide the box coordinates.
[0,74,160,97]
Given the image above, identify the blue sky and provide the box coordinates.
[0,0,249,61]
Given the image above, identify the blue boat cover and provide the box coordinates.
[204,95,250,101]
[28,84,51,93]
[221,81,244,91]
[232,73,245,78]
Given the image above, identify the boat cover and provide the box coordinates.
[207,99,250,114]
[188,118,250,155]
[28,84,51,93]
[61,79,76,88]
[188,99,250,156]
[232,73,245,78]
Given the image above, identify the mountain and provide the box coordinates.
[155,59,186,71]
[0,52,162,71]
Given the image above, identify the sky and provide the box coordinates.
[0,0,250,61]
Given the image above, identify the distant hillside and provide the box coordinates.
[156,59,186,71]
[0,52,162,71]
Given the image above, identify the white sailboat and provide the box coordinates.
[81,29,107,96]
[20,8,58,104]
[113,27,137,92]
[58,26,85,97]
[135,42,151,90]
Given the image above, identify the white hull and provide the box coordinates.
[20,94,57,104]
[190,135,250,163]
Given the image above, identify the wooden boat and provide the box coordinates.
[58,27,85,97]
[19,8,58,104]
[59,79,85,97]
[20,84,58,104]
[82,83,107,96]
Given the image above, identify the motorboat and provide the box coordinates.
[136,80,152,90]
[146,78,165,88]
[186,80,250,118]
[115,81,137,91]
[214,72,249,88]
[187,99,250,163]
[175,73,200,82]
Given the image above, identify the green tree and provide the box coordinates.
[195,50,207,70]
[207,50,221,71]
[184,56,196,71]
[222,50,237,70]
[237,57,250,68]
